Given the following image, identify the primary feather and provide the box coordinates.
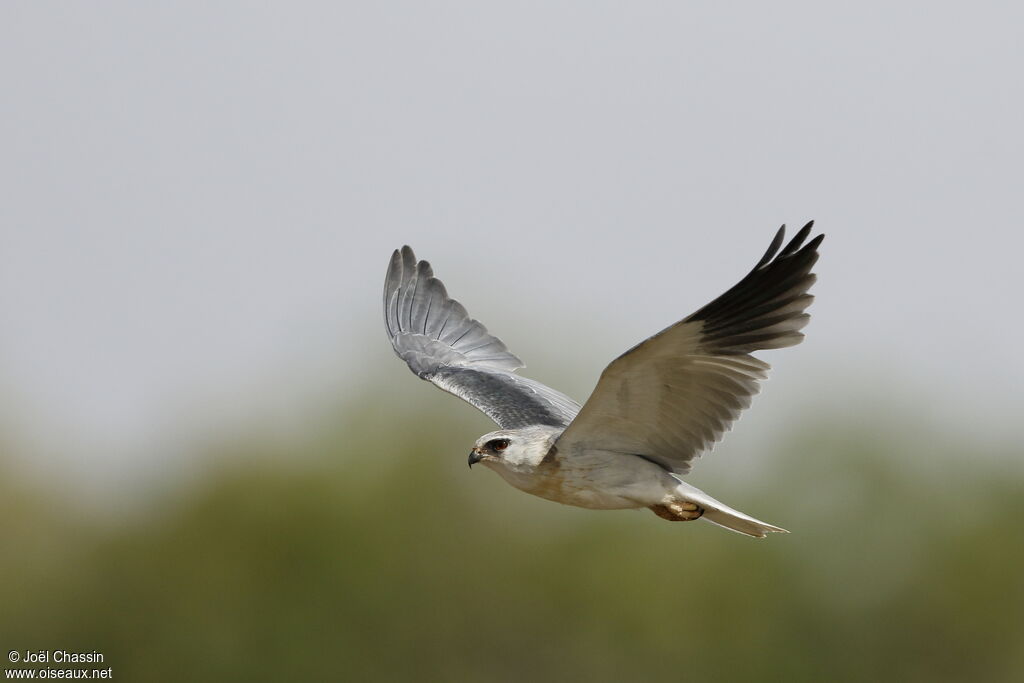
[383,246,580,429]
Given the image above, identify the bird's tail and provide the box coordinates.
[672,478,788,539]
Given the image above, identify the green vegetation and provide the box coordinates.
[1,400,1021,682]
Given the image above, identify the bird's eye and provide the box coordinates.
[488,438,510,452]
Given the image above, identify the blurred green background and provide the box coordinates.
[2,392,1021,682]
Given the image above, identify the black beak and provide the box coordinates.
[468,448,483,468]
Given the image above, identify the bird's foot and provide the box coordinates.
[650,501,704,522]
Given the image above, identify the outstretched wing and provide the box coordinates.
[554,222,823,475]
[384,246,581,430]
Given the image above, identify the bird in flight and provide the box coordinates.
[383,223,822,537]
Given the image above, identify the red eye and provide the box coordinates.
[489,439,510,452]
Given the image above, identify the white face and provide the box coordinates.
[470,430,547,472]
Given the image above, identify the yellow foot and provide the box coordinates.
[649,501,704,522]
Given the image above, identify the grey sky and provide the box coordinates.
[2,3,1021,479]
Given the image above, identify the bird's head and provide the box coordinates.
[468,428,554,472]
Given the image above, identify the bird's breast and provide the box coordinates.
[489,451,665,510]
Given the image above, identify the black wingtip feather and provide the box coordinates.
[778,222,812,258]
[755,225,787,269]
[686,221,824,355]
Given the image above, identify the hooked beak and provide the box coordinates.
[468,448,483,468]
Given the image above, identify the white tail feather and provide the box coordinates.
[671,478,788,539]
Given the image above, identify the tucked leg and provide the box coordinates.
[649,501,705,522]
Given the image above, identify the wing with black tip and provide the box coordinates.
[555,223,823,475]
